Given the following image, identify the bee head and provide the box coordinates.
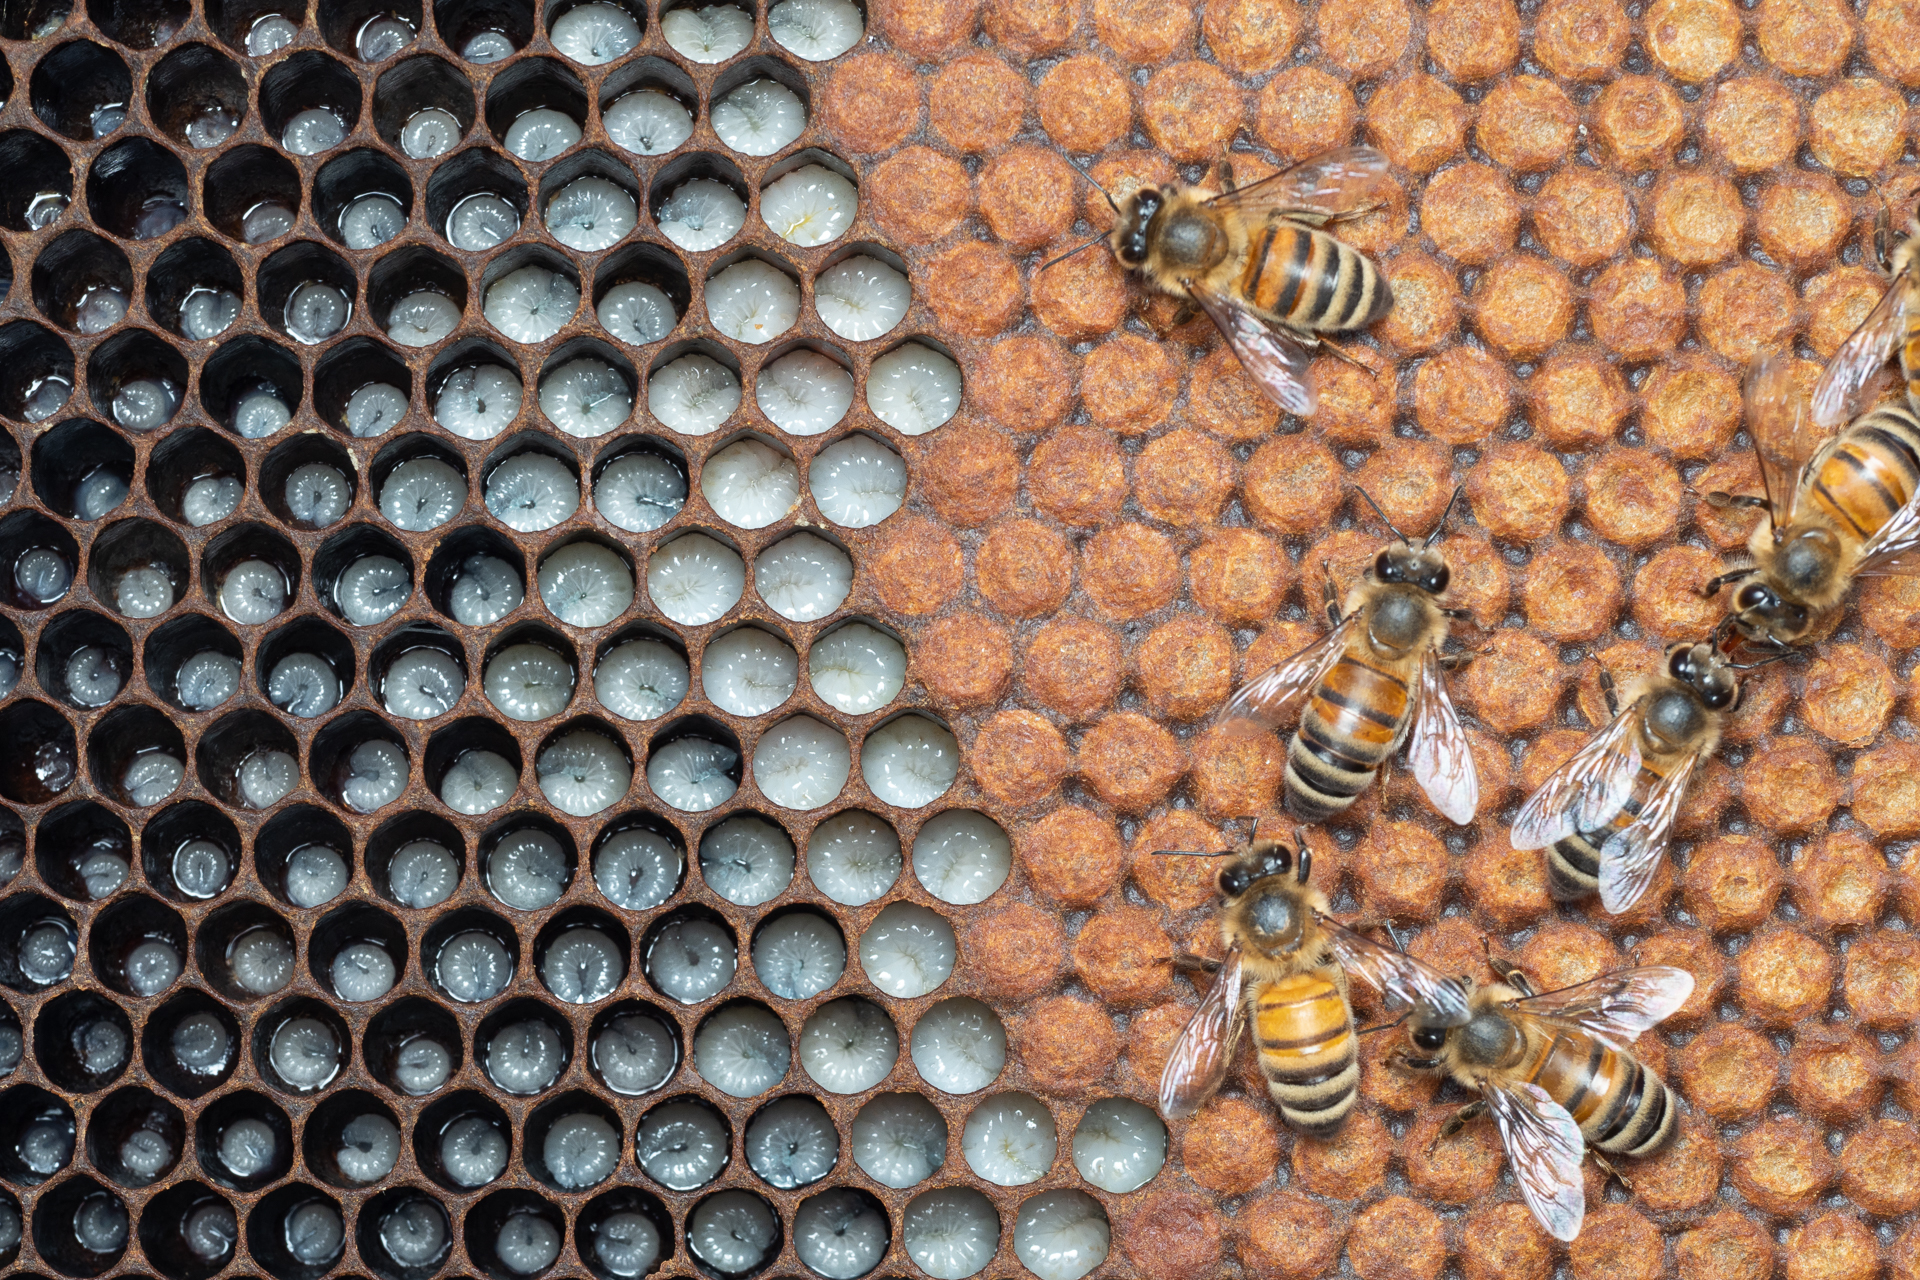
[1110,188,1165,269]
[1667,638,1740,710]
[1218,840,1299,898]
[1372,544,1451,596]
[1731,578,1810,646]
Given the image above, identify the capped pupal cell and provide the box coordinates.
[387,291,463,347]
[904,1188,999,1280]
[702,439,799,529]
[913,810,1011,905]
[753,715,850,811]
[381,647,464,720]
[551,2,641,63]
[238,749,298,808]
[284,463,351,528]
[593,827,682,909]
[436,929,512,1002]
[799,997,896,1094]
[595,638,689,722]
[637,1098,727,1189]
[541,926,623,1003]
[593,1011,676,1095]
[479,547,569,628]
[332,941,397,1001]
[381,457,467,530]
[702,627,797,716]
[910,998,1006,1095]
[593,1212,660,1279]
[751,910,843,1000]
[647,737,738,812]
[657,178,745,252]
[605,90,692,157]
[495,1213,561,1275]
[810,434,905,529]
[268,652,340,718]
[648,533,744,625]
[485,266,579,344]
[689,1192,777,1278]
[868,342,962,436]
[762,165,857,247]
[661,3,753,61]
[282,107,346,155]
[487,827,570,909]
[807,811,901,905]
[336,1112,401,1182]
[400,108,461,159]
[755,531,851,622]
[962,1093,1055,1186]
[439,1115,507,1187]
[341,194,407,250]
[446,192,520,251]
[699,814,794,906]
[597,280,677,345]
[755,349,853,436]
[335,554,413,625]
[1014,1191,1109,1280]
[503,109,582,161]
[862,714,959,808]
[542,1111,620,1188]
[859,902,955,998]
[345,382,410,437]
[123,751,184,806]
[539,357,632,438]
[693,1002,790,1097]
[284,842,349,906]
[768,0,863,58]
[747,1095,836,1189]
[538,728,631,816]
[794,1189,889,1280]
[809,623,905,715]
[217,559,284,624]
[712,80,805,158]
[440,748,517,813]
[387,838,459,908]
[546,177,638,252]
[484,1019,564,1094]
[449,554,524,625]
[706,259,801,345]
[852,1093,946,1189]
[435,364,523,440]
[816,255,910,342]
[486,452,580,531]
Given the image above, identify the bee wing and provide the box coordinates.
[1158,948,1246,1121]
[1811,273,1915,430]
[1854,491,1920,577]
[1486,1081,1588,1243]
[1189,282,1318,417]
[1508,706,1644,851]
[1595,749,1700,914]
[1745,354,1825,528]
[1408,650,1479,826]
[1213,612,1360,735]
[1318,916,1473,1026]
[1208,146,1393,220]
[1510,966,1696,1050]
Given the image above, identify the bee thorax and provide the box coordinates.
[1778,529,1839,594]
[1246,891,1297,939]
[1158,209,1223,272]
[1366,590,1431,653]
[1644,689,1706,751]
[1456,1011,1520,1067]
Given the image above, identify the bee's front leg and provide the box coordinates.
[1591,1151,1634,1192]
[1170,952,1223,976]
[1386,1049,1440,1076]
[1431,1099,1489,1152]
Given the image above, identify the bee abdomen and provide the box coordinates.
[1810,405,1920,540]
[1546,834,1600,901]
[1245,224,1389,335]
[1253,974,1360,1138]
[1590,1060,1678,1158]
[1284,656,1409,820]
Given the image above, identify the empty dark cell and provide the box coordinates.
[89,0,189,47]
[86,136,188,240]
[0,0,69,41]
[148,43,247,149]
[30,40,131,140]
[0,701,77,802]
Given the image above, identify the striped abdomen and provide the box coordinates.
[1802,402,1920,544]
[1285,651,1412,822]
[1521,1028,1677,1157]
[1251,971,1358,1138]
[1545,755,1675,901]
[1239,221,1390,335]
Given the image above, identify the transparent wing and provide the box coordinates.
[1486,1081,1587,1244]
[1208,146,1393,220]
[1190,282,1318,417]
[1508,707,1643,851]
[1408,650,1479,825]
[1318,916,1472,1026]
[1744,354,1825,529]
[1855,491,1920,577]
[1213,613,1359,735]
[1158,949,1245,1121]
[1811,274,1915,430]
[1596,750,1700,914]
[1511,966,1696,1050]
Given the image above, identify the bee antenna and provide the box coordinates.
[1356,1010,1412,1036]
[1060,153,1121,214]
[1425,486,1464,548]
[1351,486,1410,544]
[1384,920,1407,954]
[1149,849,1234,856]
[1038,233,1109,274]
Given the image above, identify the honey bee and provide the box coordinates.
[1356,947,1693,1242]
[1215,491,1479,825]
[1049,147,1394,417]
[1510,627,1781,913]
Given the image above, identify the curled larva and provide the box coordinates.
[1014,1191,1109,1280]
[905,1188,999,1280]
[593,1212,660,1279]
[702,627,798,717]
[647,737,739,812]
[446,192,521,251]
[793,1188,889,1280]
[378,1198,449,1270]
[595,638,689,722]
[1072,1098,1166,1194]
[692,1001,790,1097]
[340,194,406,250]
[809,623,906,715]
[345,382,409,437]
[485,265,580,344]
[594,1011,677,1095]
[542,1111,619,1188]
[688,1192,777,1277]
[810,434,906,528]
[648,352,741,435]
[217,559,284,624]
[486,452,580,531]
[712,79,806,157]
[768,0,863,58]
[118,564,176,619]
[495,1213,561,1275]
[962,1093,1055,1187]
[284,463,351,528]
[357,13,416,59]
[284,281,351,345]
[269,1016,342,1091]
[702,439,799,530]
[648,533,745,625]
[381,647,464,720]
[754,349,853,436]
[283,107,346,155]
[592,827,682,910]
[13,546,72,604]
[605,90,693,157]
[862,714,959,809]
[487,827,570,910]
[503,108,582,161]
[661,3,753,62]
[269,652,341,718]
[546,176,638,252]
[74,467,128,519]
[64,645,121,707]
[597,280,677,345]
[181,284,243,339]
[334,554,413,626]
[657,178,745,252]
[751,909,843,1000]
[541,926,623,1003]
[339,739,409,813]
[868,342,962,436]
[449,554,524,625]
[705,258,800,346]
[229,924,294,992]
[182,475,243,526]
[461,29,514,61]
[913,810,1011,905]
[538,541,635,628]
[537,728,631,816]
[800,997,897,1094]
[74,284,129,336]
[380,457,467,531]
[698,814,795,906]
[176,650,242,711]
[859,902,955,999]
[910,998,1006,1095]
[238,749,298,808]
[746,1095,837,1189]
[646,916,736,1004]
[807,811,901,905]
[853,1092,947,1189]
[539,357,632,438]
[593,451,686,533]
[332,943,397,1002]
[386,839,459,908]
[123,750,185,806]
[439,748,518,814]
[815,256,910,342]
[440,1116,507,1187]
[387,291,463,347]
[754,532,851,622]
[550,1,641,63]
[232,386,292,437]
[434,364,523,440]
[484,1018,563,1093]
[400,106,460,159]
[752,716,850,812]
[761,164,857,247]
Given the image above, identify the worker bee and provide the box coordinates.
[1215,490,1479,825]
[1809,184,1920,430]
[1356,949,1692,1242]
[1048,147,1394,417]
[1511,627,1781,913]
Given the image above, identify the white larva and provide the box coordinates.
[859,901,955,998]
[357,13,416,59]
[487,827,570,909]
[17,1114,71,1175]
[868,343,962,436]
[340,194,406,250]
[648,351,742,434]
[537,728,631,816]
[647,736,739,812]
[282,107,346,155]
[637,1098,729,1188]
[284,843,349,907]
[809,623,906,715]
[450,554,525,625]
[768,0,864,59]
[123,751,185,806]
[18,920,76,985]
[754,531,851,622]
[648,532,745,624]
[171,1011,234,1075]
[118,1126,173,1179]
[64,645,122,706]
[539,357,633,438]
[238,748,298,809]
[593,1011,676,1095]
[228,925,294,992]
[485,265,580,344]
[746,1095,836,1188]
[284,281,351,345]
[379,1199,449,1268]
[439,1116,507,1187]
[382,647,464,720]
[435,365,523,440]
[345,382,410,437]
[0,1019,18,1073]
[962,1093,1056,1187]
[440,749,518,813]
[753,715,851,811]
[73,1195,128,1255]
[661,3,753,61]
[269,1016,341,1090]
[1072,1097,1166,1194]
[689,1192,778,1279]
[810,434,905,529]
[335,554,413,625]
[172,838,234,898]
[0,650,14,701]
[706,258,801,345]
[904,1188,999,1280]
[178,651,241,710]
[698,813,795,906]
[435,929,511,1002]
[495,1213,561,1275]
[381,457,466,530]
[218,559,283,624]
[75,284,130,336]
[486,452,580,531]
[80,846,129,897]
[541,926,623,1003]
[484,1019,564,1093]
[503,108,582,161]
[542,1112,619,1188]
[807,811,901,905]
[336,1112,400,1181]
[546,176,638,252]
[539,541,634,627]
[799,997,897,1094]
[794,1189,889,1280]
[12,547,70,603]
[815,255,910,342]
[463,30,515,61]
[751,910,844,1000]
[331,942,397,1002]
[593,827,682,909]
[692,1001,789,1097]
[184,1202,238,1262]
[180,285,243,339]
[754,349,854,436]
[446,192,520,251]
[386,838,459,908]
[712,80,806,158]
[597,280,677,345]
[124,938,183,994]
[387,291,463,347]
[550,1,640,61]
[269,652,340,717]
[1014,1192,1110,1280]
[219,1117,275,1177]
[761,164,857,247]
[913,810,1011,905]
[594,451,687,533]
[244,203,296,245]
[340,738,408,812]
[702,626,798,717]
[862,714,959,809]
[284,463,350,527]
[604,90,693,157]
[656,177,746,252]
[117,564,176,618]
[400,107,460,159]
[182,475,243,526]
[595,638,690,722]
[909,998,1006,1095]
[852,1093,946,1188]
[394,1035,453,1093]
[703,438,799,529]
[74,467,128,518]
[593,1212,660,1279]
[113,376,181,431]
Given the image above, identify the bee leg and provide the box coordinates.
[1171,952,1223,976]
[1322,563,1343,627]
[1876,191,1895,274]
[1319,338,1379,379]
[1701,490,1769,511]
[1591,1151,1634,1193]
[1218,158,1237,194]
[1433,1099,1489,1148]
[1386,1049,1439,1076]
[1700,567,1758,598]
[1438,650,1475,671]
[1599,668,1621,719]
[1325,200,1387,225]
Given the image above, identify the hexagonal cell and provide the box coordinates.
[416,1089,513,1190]
[0,699,78,802]
[253,996,351,1095]
[260,50,362,154]
[89,328,189,433]
[315,336,415,438]
[371,622,467,720]
[587,1000,681,1096]
[313,522,418,626]
[424,715,523,814]
[599,55,698,158]
[0,321,76,422]
[139,800,243,901]
[204,144,304,247]
[194,900,298,1000]
[425,146,528,250]
[258,614,356,718]
[202,523,302,628]
[476,997,573,1095]
[366,809,466,908]
[146,427,247,528]
[647,152,749,252]
[148,43,248,148]
[660,0,754,62]
[304,1088,404,1186]
[256,803,356,909]
[591,241,690,346]
[760,148,858,247]
[35,989,135,1090]
[0,130,73,232]
[645,715,743,812]
[369,244,469,347]
[31,419,134,521]
[309,710,413,814]
[319,0,424,60]
[85,1085,185,1188]
[146,237,245,342]
[89,705,190,808]
[0,1083,76,1183]
[483,56,587,161]
[525,1089,624,1190]
[576,1187,675,1280]
[89,0,189,46]
[423,907,519,1004]
[374,54,477,158]
[315,147,415,251]
[466,1189,568,1280]
[246,1183,348,1279]
[34,609,133,711]
[359,1186,456,1279]
[195,708,302,809]
[262,433,360,530]
[87,136,189,240]
[140,988,242,1097]
[32,1173,130,1274]
[195,1089,294,1189]
[311,902,408,1003]
[34,800,132,901]
[32,231,133,334]
[138,1181,239,1279]
[424,523,529,624]
[534,906,629,1004]
[685,1188,783,1279]
[484,434,583,529]
[745,1094,838,1189]
[710,55,810,158]
[259,240,359,346]
[480,244,582,345]
[366,995,465,1095]
[436,0,534,62]
[91,894,190,998]
[540,149,642,252]
[0,0,67,40]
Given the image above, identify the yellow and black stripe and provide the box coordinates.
[1251,972,1359,1138]
[1522,1029,1677,1157]
[1543,757,1672,901]
[1803,400,1920,543]
[1240,221,1391,335]
[1285,653,1411,821]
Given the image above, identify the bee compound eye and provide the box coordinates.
[1373,552,1397,581]
[1426,563,1450,594]
[1735,582,1774,611]
[1219,867,1251,897]
[1412,1027,1446,1051]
